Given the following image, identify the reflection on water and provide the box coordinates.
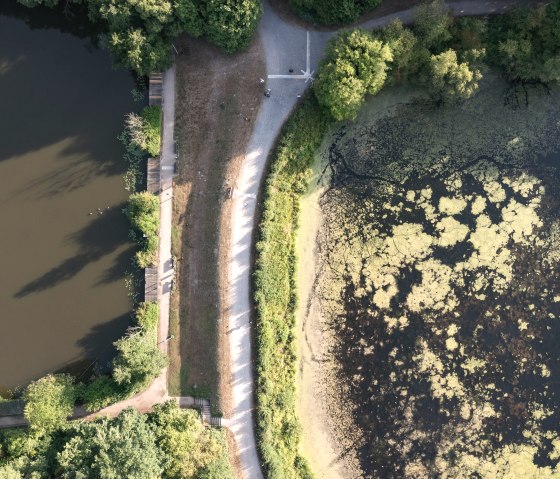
[0,9,138,391]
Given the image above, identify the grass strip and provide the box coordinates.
[254,96,331,479]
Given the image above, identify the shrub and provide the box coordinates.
[126,191,160,268]
[135,301,159,332]
[254,96,331,479]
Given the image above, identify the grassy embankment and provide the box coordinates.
[254,96,331,478]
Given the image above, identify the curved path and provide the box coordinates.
[226,0,533,477]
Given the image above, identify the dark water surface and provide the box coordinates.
[0,9,138,392]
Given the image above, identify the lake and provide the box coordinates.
[0,3,138,393]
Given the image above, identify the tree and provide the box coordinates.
[112,332,168,392]
[57,408,162,479]
[23,375,75,432]
[204,0,263,53]
[429,49,482,101]
[149,402,232,479]
[380,20,419,82]
[314,29,392,120]
[413,0,452,51]
[288,0,381,25]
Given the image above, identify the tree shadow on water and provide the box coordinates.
[76,313,133,375]
[14,204,130,298]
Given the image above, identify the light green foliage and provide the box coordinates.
[430,49,482,100]
[57,408,162,479]
[0,464,22,479]
[205,0,263,53]
[288,0,381,25]
[135,301,159,332]
[112,332,168,393]
[314,30,392,120]
[126,191,159,268]
[149,402,232,479]
[254,97,331,479]
[122,106,162,158]
[413,0,452,51]
[23,375,75,432]
[141,106,162,157]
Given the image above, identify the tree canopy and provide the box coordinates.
[314,29,392,120]
[429,49,482,101]
[23,375,75,432]
[57,408,162,479]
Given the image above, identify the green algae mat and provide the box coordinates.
[313,75,560,478]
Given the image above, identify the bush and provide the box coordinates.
[78,376,126,412]
[204,0,263,53]
[23,375,76,432]
[254,96,331,479]
[126,191,159,268]
[288,0,381,25]
[136,301,159,332]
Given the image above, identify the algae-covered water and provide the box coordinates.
[314,76,560,478]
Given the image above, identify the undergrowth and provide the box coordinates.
[254,96,331,479]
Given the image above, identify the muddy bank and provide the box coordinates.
[303,77,560,478]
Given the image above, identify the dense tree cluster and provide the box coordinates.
[315,0,560,120]
[17,0,262,75]
[288,0,381,25]
[0,403,232,479]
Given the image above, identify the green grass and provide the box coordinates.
[253,96,332,479]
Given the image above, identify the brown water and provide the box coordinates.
[0,9,138,392]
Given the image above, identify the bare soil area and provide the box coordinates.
[168,33,264,416]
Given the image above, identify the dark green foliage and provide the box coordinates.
[288,0,381,25]
[23,375,76,432]
[254,96,331,479]
[413,0,452,51]
[17,0,60,6]
[314,29,392,120]
[204,0,263,53]
[78,376,125,412]
[486,0,560,82]
[57,408,162,479]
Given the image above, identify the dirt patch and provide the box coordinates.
[168,31,265,429]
